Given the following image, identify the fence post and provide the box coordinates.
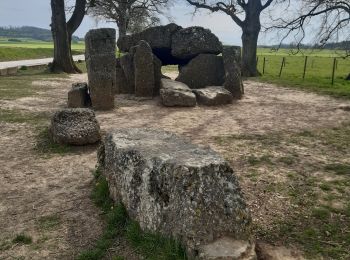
[303,56,308,79]
[332,58,336,85]
[279,57,285,77]
[263,57,266,74]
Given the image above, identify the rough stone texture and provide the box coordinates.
[85,28,116,110]
[118,23,184,65]
[160,79,196,107]
[115,58,129,94]
[153,55,162,95]
[222,46,244,99]
[176,54,225,89]
[199,238,256,260]
[193,86,233,106]
[67,82,91,108]
[119,53,135,94]
[7,67,18,75]
[171,26,223,59]
[50,108,100,145]
[0,68,7,76]
[134,41,155,97]
[98,128,252,257]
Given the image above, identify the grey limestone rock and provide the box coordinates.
[98,128,252,257]
[50,108,100,145]
[160,78,196,107]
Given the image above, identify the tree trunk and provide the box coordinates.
[241,28,259,77]
[50,0,77,73]
[240,1,261,77]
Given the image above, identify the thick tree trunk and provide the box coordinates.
[50,0,77,73]
[118,25,127,39]
[241,28,259,77]
[240,1,261,77]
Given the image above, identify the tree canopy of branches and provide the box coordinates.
[185,0,279,77]
[267,0,350,56]
[89,0,169,38]
[50,0,86,73]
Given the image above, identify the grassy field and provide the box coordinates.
[0,37,84,61]
[0,38,348,98]
[255,54,350,99]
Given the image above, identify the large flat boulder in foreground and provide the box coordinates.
[193,86,233,106]
[50,108,100,145]
[160,79,196,107]
[98,128,253,258]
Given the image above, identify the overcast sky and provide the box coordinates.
[0,0,301,46]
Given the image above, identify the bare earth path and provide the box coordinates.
[0,72,349,259]
[0,55,85,70]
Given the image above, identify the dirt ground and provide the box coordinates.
[0,72,349,259]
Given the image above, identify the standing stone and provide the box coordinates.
[85,28,116,110]
[176,54,225,89]
[68,82,91,108]
[115,58,129,94]
[153,55,162,95]
[134,40,155,97]
[120,53,135,94]
[223,46,244,99]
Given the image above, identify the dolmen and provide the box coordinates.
[117,23,244,105]
[78,25,244,110]
[98,128,255,259]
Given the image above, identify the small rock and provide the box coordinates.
[50,108,101,145]
[68,82,91,108]
[338,104,350,111]
[160,78,196,107]
[199,238,256,260]
[193,86,233,106]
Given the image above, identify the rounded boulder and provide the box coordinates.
[50,108,101,145]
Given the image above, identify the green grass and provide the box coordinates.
[0,47,83,62]
[254,54,350,99]
[35,128,71,155]
[214,123,350,259]
[77,170,186,260]
[0,37,84,61]
[0,37,85,49]
[0,109,48,125]
[12,234,32,245]
[37,214,61,230]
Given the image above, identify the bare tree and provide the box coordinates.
[267,0,349,78]
[185,0,280,77]
[89,0,169,39]
[50,0,86,73]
